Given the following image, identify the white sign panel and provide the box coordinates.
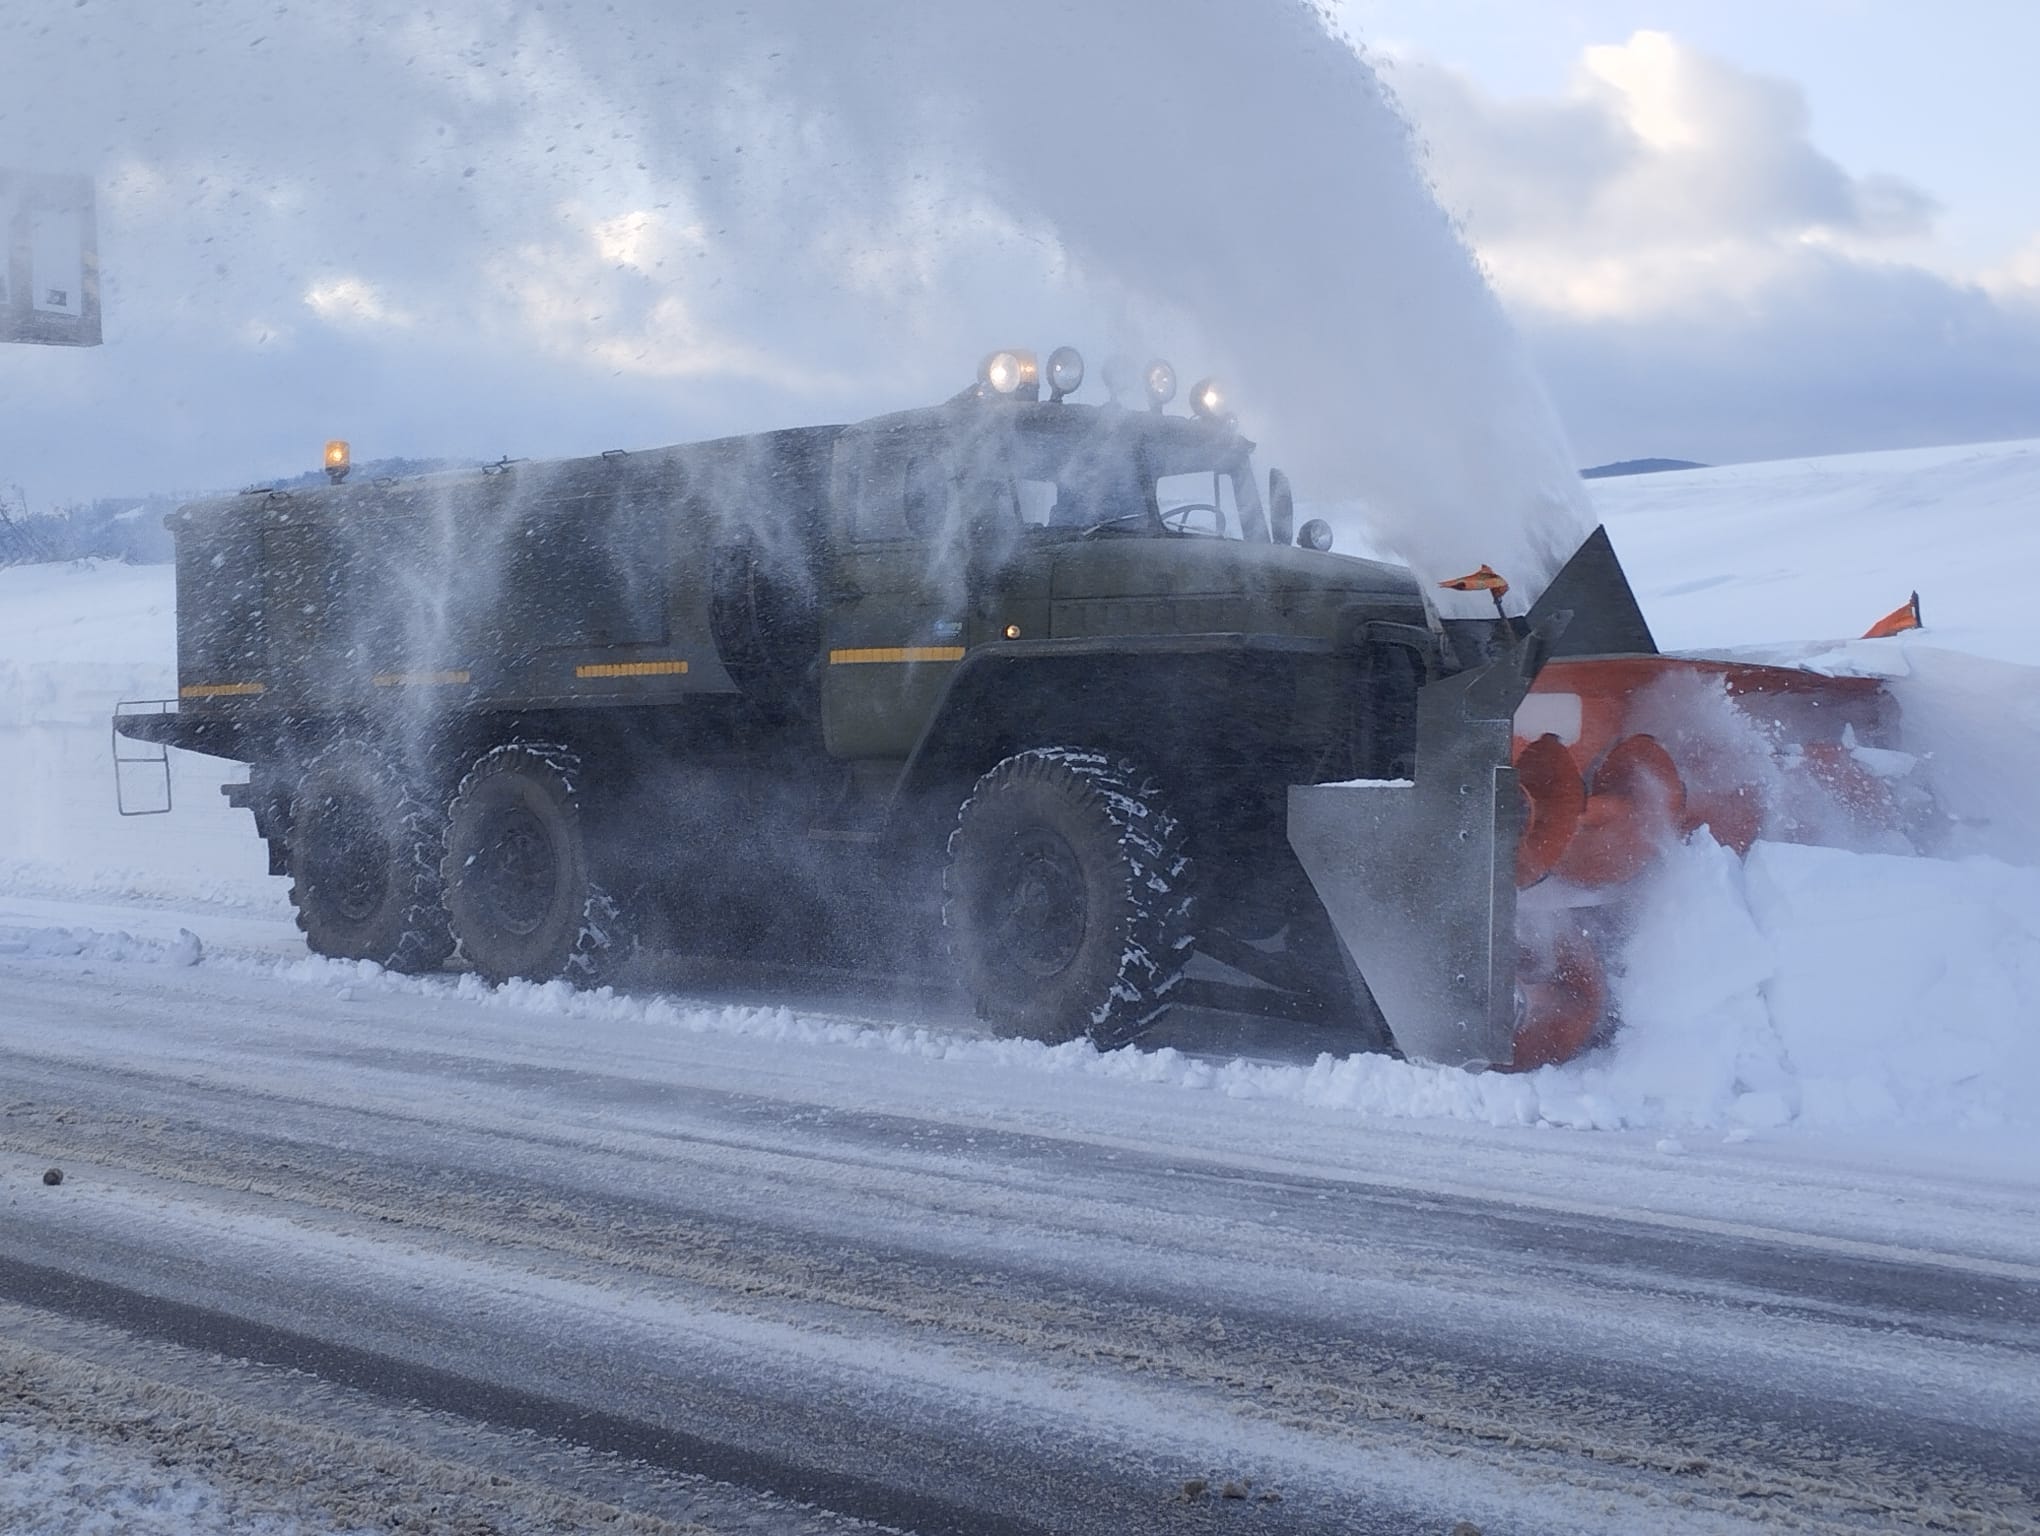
[3,170,101,346]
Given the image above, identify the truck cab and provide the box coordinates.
[820,374,1425,767]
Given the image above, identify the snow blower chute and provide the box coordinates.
[1288,527,1913,1072]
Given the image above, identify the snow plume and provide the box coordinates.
[1,0,1590,602]
[1886,647,2040,870]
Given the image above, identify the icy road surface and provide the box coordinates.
[2,901,2038,1535]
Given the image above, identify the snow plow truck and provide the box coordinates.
[114,347,1918,1070]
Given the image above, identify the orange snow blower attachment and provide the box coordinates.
[1504,656,1905,1068]
[1290,528,1918,1075]
[1514,656,1899,868]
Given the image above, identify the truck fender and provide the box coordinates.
[884,634,1337,819]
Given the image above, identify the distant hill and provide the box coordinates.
[1581,458,1707,480]
[0,457,480,566]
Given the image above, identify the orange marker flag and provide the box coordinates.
[1439,563,1510,598]
[1863,591,1923,639]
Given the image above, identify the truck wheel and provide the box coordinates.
[944,749,1193,1048]
[441,743,634,985]
[286,743,454,973]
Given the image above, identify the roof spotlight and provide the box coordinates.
[1143,358,1176,412]
[1046,346,1085,402]
[978,348,1040,400]
[1189,377,1225,421]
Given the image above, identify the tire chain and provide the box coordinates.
[944,747,1194,1048]
[443,741,636,985]
[286,741,455,974]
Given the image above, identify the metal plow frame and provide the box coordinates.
[1289,645,1536,1070]
[1287,527,1657,1069]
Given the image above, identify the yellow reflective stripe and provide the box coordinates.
[372,669,471,687]
[828,646,967,665]
[179,681,265,698]
[575,659,690,679]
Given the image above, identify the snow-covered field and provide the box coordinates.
[5,438,2039,1153]
[1592,437,2040,668]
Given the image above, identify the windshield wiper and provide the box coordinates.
[1078,511,1157,539]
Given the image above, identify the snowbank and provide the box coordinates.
[0,925,202,966]
[10,866,2020,1143]
[0,561,276,910]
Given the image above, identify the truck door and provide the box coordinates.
[822,429,972,759]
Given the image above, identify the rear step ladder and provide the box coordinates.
[111,699,176,816]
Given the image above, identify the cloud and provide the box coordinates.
[1983,236,2040,307]
[1397,30,1940,320]
[1530,253,2040,466]
[1387,30,2040,462]
[304,276,415,329]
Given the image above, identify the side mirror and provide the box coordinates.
[1268,468,1294,546]
[1297,517,1334,553]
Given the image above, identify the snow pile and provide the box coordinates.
[0,925,202,966]
[1602,837,2040,1130]
[1199,836,2040,1136]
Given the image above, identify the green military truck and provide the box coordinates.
[123,346,1657,1059]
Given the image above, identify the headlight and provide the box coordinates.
[1144,358,1176,410]
[1189,376,1225,420]
[1046,346,1084,401]
[979,349,1039,398]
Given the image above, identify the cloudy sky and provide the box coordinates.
[1345,0,2040,465]
[3,0,2037,514]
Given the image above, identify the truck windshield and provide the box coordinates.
[992,411,1269,542]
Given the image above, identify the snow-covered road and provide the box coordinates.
[3,895,2036,1535]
